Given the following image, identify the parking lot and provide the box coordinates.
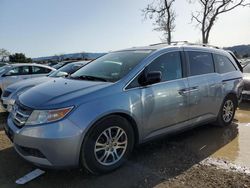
[0,102,250,188]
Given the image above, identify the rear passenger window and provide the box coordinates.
[187,51,214,76]
[213,54,236,74]
[32,66,51,74]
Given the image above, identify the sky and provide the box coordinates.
[0,0,250,58]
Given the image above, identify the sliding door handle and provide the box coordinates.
[178,89,189,95]
[189,86,199,92]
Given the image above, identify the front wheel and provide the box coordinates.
[81,115,134,174]
[216,95,237,127]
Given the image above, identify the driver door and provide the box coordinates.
[141,51,189,137]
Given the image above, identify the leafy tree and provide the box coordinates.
[9,53,32,63]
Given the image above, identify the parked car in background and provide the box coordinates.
[4,43,243,174]
[47,62,58,67]
[1,61,89,112]
[0,63,55,97]
[52,60,78,69]
[227,50,243,72]
[0,62,9,67]
[242,62,250,100]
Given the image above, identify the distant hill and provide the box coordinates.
[32,52,106,62]
[225,44,250,58]
[32,44,250,62]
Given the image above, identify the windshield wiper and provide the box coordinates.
[70,75,108,82]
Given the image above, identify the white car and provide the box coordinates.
[0,63,55,110]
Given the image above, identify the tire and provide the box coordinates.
[81,115,134,174]
[215,95,237,127]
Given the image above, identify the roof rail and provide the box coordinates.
[183,42,220,49]
[149,41,188,46]
[149,41,220,49]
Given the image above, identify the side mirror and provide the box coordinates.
[3,70,14,77]
[139,71,162,86]
[56,71,68,77]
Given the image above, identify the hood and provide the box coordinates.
[6,77,52,92]
[19,78,112,109]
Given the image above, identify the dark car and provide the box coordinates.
[52,60,78,69]
[242,61,250,100]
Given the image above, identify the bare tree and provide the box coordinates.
[190,0,250,44]
[0,48,10,62]
[143,0,176,44]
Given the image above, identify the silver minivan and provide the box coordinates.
[5,44,243,174]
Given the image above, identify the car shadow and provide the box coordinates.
[0,122,239,188]
[0,112,8,131]
[238,100,250,111]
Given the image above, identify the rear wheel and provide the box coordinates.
[81,115,134,174]
[216,95,237,127]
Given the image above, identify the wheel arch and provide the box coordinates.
[78,112,140,161]
[79,112,140,171]
[226,92,238,107]
[111,112,139,146]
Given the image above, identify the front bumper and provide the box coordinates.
[5,115,84,168]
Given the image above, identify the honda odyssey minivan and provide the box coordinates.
[5,43,243,174]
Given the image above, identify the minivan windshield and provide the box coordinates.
[70,50,153,82]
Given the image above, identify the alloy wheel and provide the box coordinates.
[94,126,128,166]
[222,100,234,123]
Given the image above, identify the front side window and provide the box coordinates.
[213,54,236,74]
[187,51,214,76]
[7,66,30,76]
[126,51,182,89]
[71,50,153,82]
[147,51,182,82]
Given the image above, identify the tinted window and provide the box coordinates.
[49,63,86,77]
[7,66,30,76]
[147,51,182,82]
[188,51,214,76]
[213,54,236,74]
[32,66,51,74]
[126,51,182,89]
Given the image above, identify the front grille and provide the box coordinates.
[11,101,32,128]
[2,90,12,98]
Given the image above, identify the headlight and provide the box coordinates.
[25,107,73,125]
